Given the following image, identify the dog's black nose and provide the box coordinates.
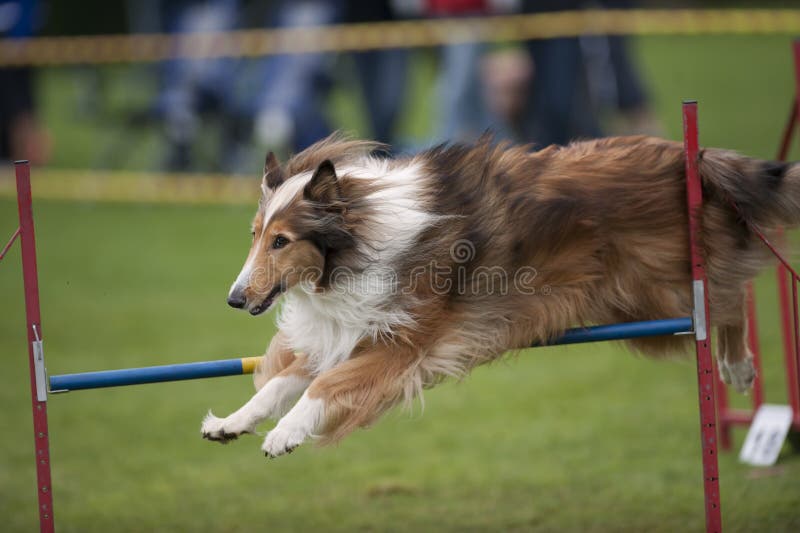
[227,292,246,309]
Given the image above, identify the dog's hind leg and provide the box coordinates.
[716,293,756,394]
[261,345,418,458]
[202,332,312,444]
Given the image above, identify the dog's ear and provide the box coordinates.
[304,160,340,205]
[262,151,284,190]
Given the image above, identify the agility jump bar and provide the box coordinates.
[47,317,693,392]
[49,356,262,392]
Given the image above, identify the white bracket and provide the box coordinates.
[32,324,47,402]
[692,280,708,342]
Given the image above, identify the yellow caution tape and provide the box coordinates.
[1,9,799,67]
[0,168,257,205]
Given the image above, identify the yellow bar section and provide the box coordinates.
[240,356,261,375]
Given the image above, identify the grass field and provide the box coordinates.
[2,35,800,532]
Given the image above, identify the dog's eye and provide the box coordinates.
[272,235,290,249]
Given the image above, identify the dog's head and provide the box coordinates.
[227,151,351,315]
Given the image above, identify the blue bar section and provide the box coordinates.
[48,317,694,392]
[49,358,245,392]
[545,317,694,346]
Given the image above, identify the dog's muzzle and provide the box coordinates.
[250,284,285,315]
[232,284,284,316]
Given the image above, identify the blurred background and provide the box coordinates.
[1,0,778,175]
[2,1,800,531]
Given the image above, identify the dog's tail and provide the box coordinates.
[699,149,800,228]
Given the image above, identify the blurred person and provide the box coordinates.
[480,46,533,136]
[520,0,601,147]
[254,0,408,154]
[415,0,518,143]
[347,0,408,146]
[129,0,245,172]
[0,0,51,165]
[581,0,662,136]
[434,39,497,142]
[519,0,659,146]
[253,0,339,155]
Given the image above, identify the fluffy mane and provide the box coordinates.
[284,132,386,177]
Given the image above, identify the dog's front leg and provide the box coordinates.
[202,333,311,443]
[202,358,311,443]
[261,346,417,457]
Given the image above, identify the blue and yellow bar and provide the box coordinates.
[49,356,261,392]
[47,317,693,393]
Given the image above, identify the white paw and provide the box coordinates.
[718,358,756,394]
[201,411,255,444]
[261,425,308,458]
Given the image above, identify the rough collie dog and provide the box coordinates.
[202,133,799,457]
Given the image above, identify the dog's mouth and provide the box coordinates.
[249,284,286,316]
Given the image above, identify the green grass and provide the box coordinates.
[2,35,800,532]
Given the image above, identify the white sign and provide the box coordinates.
[739,404,794,467]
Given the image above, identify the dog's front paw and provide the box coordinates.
[261,425,307,458]
[201,411,254,444]
[718,358,756,394]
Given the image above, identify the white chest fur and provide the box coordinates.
[278,286,413,374]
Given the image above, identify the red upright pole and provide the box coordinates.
[717,39,800,450]
[775,41,800,427]
[683,102,722,533]
[15,160,55,533]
